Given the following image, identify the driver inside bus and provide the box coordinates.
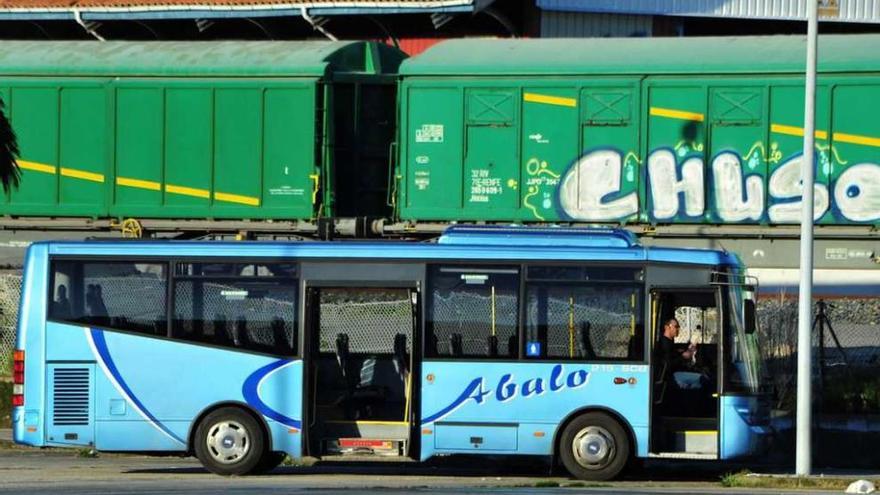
[655,318,697,382]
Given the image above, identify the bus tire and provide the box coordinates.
[194,407,266,476]
[558,412,630,481]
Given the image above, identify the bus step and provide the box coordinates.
[673,430,718,455]
[649,452,717,460]
[324,438,405,456]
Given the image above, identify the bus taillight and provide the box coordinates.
[12,349,24,407]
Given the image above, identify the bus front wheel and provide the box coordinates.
[194,407,266,476]
[558,412,630,481]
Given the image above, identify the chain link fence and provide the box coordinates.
[318,288,413,354]
[759,294,880,414]
[0,273,20,376]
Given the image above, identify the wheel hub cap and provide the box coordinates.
[206,420,250,465]
[572,426,615,469]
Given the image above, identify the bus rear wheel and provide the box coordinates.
[559,412,630,481]
[194,407,266,476]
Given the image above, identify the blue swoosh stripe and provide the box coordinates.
[90,328,186,445]
[242,359,302,430]
[422,378,483,425]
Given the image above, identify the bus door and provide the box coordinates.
[649,289,721,459]
[301,264,420,460]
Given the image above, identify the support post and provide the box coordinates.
[796,0,819,477]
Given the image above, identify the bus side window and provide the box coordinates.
[426,266,519,360]
[524,265,644,362]
[172,262,298,356]
[48,260,168,336]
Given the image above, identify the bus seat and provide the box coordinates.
[508,335,518,358]
[335,333,350,379]
[52,284,72,319]
[233,316,249,347]
[653,360,669,405]
[213,314,228,344]
[627,331,643,361]
[271,317,290,353]
[153,320,166,336]
[393,333,409,379]
[427,333,439,357]
[580,322,597,360]
[486,335,498,357]
[450,333,463,357]
[86,284,109,318]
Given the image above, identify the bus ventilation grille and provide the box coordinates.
[52,368,91,426]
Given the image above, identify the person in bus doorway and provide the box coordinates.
[657,318,696,370]
[654,318,698,413]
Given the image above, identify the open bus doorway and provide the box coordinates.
[650,290,721,458]
[303,285,417,459]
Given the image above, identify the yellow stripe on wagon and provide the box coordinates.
[17,160,57,175]
[834,131,880,148]
[116,176,161,191]
[60,167,104,183]
[523,92,577,108]
[214,191,260,207]
[770,123,828,140]
[165,184,210,199]
[649,107,704,122]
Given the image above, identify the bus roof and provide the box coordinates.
[34,227,740,267]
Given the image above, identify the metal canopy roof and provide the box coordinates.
[400,34,880,76]
[537,0,880,24]
[0,40,406,77]
[0,0,494,20]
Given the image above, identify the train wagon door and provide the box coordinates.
[649,289,721,460]
[561,80,641,224]
[520,86,578,222]
[462,88,519,217]
[301,262,421,460]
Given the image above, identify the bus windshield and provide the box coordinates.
[724,280,763,394]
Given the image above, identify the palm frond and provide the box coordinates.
[0,96,21,194]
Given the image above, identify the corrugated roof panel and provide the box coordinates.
[537,0,880,24]
[400,34,880,76]
[0,40,406,77]
[540,10,653,37]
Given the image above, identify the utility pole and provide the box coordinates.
[796,0,820,477]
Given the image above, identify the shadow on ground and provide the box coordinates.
[125,455,746,482]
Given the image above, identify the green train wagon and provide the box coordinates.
[0,41,405,228]
[395,35,880,226]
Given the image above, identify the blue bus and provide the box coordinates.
[12,227,767,480]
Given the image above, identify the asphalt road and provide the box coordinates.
[0,445,840,495]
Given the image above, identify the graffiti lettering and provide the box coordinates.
[559,149,638,220]
[712,152,764,222]
[767,154,829,222]
[834,163,880,222]
[558,148,880,223]
[647,149,704,220]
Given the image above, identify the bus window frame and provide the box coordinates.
[47,256,172,338]
[45,255,302,359]
[424,260,649,365]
